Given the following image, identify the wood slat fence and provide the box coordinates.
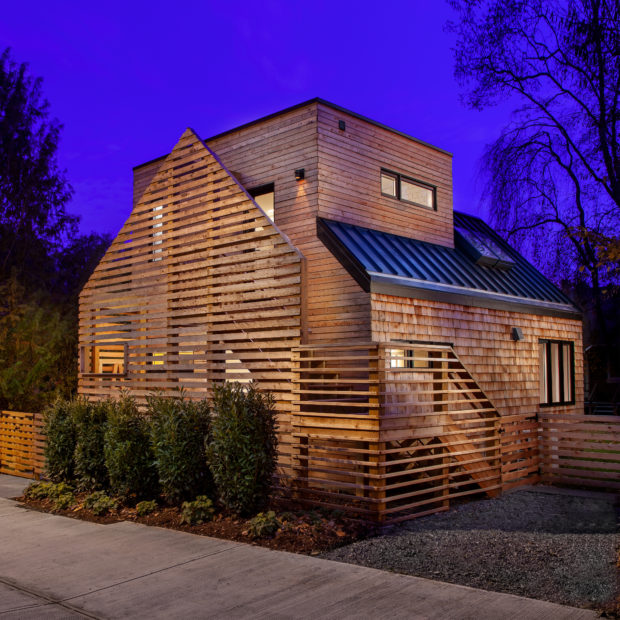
[0,411,45,479]
[1,359,619,523]
[539,413,620,491]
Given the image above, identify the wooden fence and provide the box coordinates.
[1,376,619,523]
[0,411,45,479]
[539,413,620,491]
[291,342,512,524]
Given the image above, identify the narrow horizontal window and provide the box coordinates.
[380,169,436,210]
[81,343,127,376]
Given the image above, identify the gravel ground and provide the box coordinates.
[324,487,619,610]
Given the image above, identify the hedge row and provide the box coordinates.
[43,383,277,515]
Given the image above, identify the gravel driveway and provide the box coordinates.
[324,487,619,610]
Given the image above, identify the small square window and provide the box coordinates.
[381,172,397,197]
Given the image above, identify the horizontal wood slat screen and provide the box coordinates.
[78,129,304,478]
[539,414,620,491]
[291,342,513,524]
[0,411,45,479]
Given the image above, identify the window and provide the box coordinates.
[539,340,574,405]
[152,205,163,261]
[380,169,436,210]
[81,343,127,375]
[387,348,431,370]
[249,183,274,222]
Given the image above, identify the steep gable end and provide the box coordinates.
[79,128,305,437]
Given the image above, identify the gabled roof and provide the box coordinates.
[317,213,581,319]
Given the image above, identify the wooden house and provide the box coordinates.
[79,99,583,523]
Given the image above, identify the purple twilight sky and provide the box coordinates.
[2,1,515,236]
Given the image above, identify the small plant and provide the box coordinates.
[53,493,75,510]
[24,481,74,500]
[104,393,158,499]
[43,399,76,482]
[136,500,158,517]
[180,496,215,525]
[73,398,109,491]
[207,382,277,515]
[148,392,211,503]
[247,511,280,539]
[84,490,118,516]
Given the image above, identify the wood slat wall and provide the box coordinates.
[0,411,45,479]
[292,342,509,524]
[371,293,584,419]
[79,129,304,477]
[540,414,620,491]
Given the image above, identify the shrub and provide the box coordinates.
[136,500,157,517]
[104,394,158,498]
[148,392,211,503]
[24,481,74,500]
[206,382,277,515]
[73,398,109,490]
[43,399,76,482]
[84,490,118,516]
[53,492,75,510]
[180,496,215,525]
[247,511,280,539]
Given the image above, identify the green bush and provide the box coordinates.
[206,382,277,515]
[43,399,76,482]
[53,492,75,510]
[247,511,280,539]
[24,481,74,500]
[180,496,215,525]
[136,500,157,517]
[148,392,211,503]
[104,394,158,498]
[73,398,109,491]
[84,490,118,516]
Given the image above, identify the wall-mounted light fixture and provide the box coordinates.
[295,168,305,181]
[511,327,524,341]
[338,120,346,131]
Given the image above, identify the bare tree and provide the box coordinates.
[448,0,620,336]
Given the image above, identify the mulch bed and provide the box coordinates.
[17,492,368,556]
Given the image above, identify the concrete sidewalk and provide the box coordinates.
[0,475,597,619]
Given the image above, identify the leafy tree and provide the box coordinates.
[0,47,76,287]
[448,0,620,339]
[0,48,111,411]
[0,276,76,411]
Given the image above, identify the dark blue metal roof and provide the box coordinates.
[317,214,580,317]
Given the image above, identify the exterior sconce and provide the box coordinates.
[511,327,524,341]
[338,120,346,131]
[295,168,305,181]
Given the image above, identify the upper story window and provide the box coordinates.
[539,339,574,406]
[381,169,436,211]
[249,183,274,222]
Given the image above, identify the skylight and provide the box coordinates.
[454,226,515,270]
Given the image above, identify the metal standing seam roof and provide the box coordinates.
[317,213,580,318]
